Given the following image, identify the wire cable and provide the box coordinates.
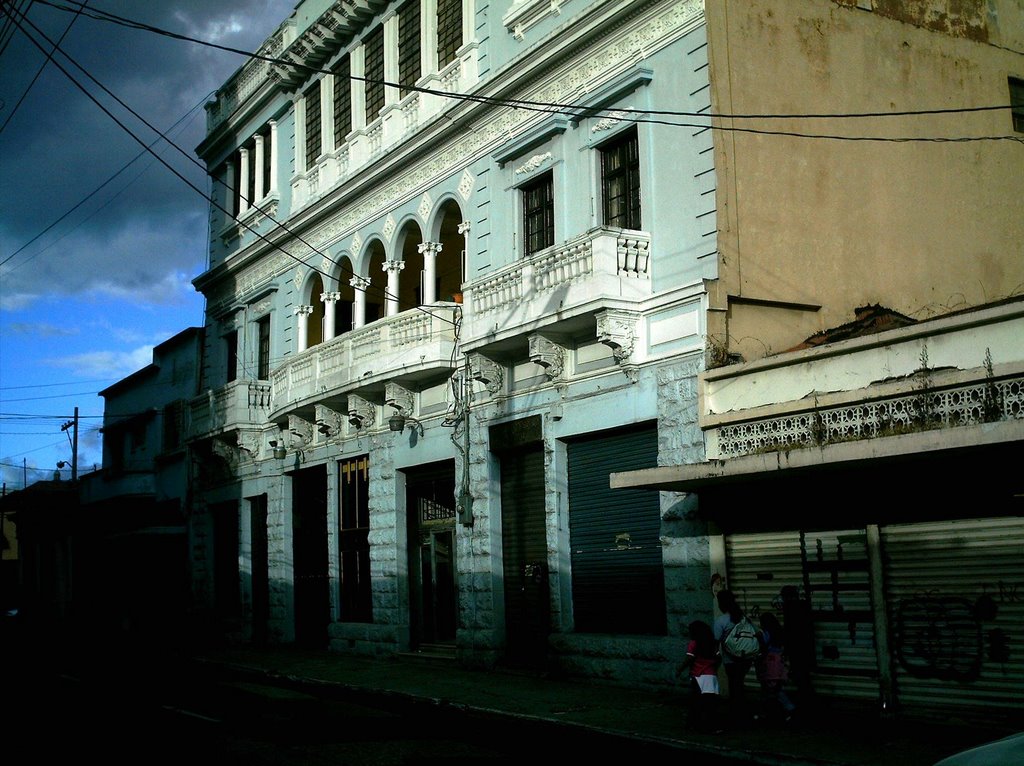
[5,4,458,327]
[31,0,1024,130]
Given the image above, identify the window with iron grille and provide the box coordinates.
[398,0,421,97]
[162,401,184,453]
[225,329,238,383]
[1011,77,1024,133]
[339,456,373,623]
[437,0,462,69]
[257,315,271,380]
[364,27,385,122]
[600,127,641,229]
[229,153,241,217]
[522,172,554,256]
[304,81,322,168]
[333,55,352,145]
[245,137,256,206]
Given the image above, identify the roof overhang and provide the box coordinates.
[610,419,1024,493]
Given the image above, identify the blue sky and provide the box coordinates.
[0,0,294,489]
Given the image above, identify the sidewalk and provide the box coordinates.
[181,644,1015,766]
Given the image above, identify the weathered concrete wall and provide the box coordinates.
[705,0,1024,364]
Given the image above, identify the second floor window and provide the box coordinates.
[225,330,238,383]
[304,81,322,168]
[398,0,421,97]
[437,0,462,69]
[257,315,271,380]
[600,128,641,229]
[333,55,352,145]
[364,26,385,122]
[522,172,554,256]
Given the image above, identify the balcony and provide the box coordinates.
[269,304,460,422]
[187,380,273,441]
[460,227,652,353]
[701,301,1024,460]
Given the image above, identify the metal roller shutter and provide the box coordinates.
[727,529,879,701]
[882,517,1024,723]
[567,424,663,635]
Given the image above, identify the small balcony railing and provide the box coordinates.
[269,305,459,419]
[187,380,272,441]
[460,227,651,347]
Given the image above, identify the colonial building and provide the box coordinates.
[185,0,1024,721]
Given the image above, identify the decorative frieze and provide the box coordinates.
[515,152,552,175]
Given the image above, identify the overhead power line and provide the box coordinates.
[31,0,1024,125]
[0,0,86,135]
[4,4,460,329]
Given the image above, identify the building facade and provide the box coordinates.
[613,0,1024,724]
[186,0,1024,720]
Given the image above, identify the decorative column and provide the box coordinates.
[350,275,370,329]
[422,0,438,76]
[417,241,441,304]
[352,44,366,130]
[321,291,341,339]
[253,134,265,201]
[383,260,405,316]
[238,146,251,213]
[294,304,314,351]
[268,120,279,194]
[383,11,400,106]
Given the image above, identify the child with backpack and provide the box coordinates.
[714,589,758,724]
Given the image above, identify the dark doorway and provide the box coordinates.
[405,461,457,649]
[292,464,329,648]
[249,494,269,645]
[499,445,549,669]
[211,500,240,630]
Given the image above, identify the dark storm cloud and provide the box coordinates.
[0,0,295,306]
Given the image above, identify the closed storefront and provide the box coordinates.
[882,517,1024,722]
[725,516,1024,723]
[567,423,663,635]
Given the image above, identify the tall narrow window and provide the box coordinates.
[260,126,272,196]
[364,27,385,122]
[304,81,323,168]
[437,0,462,69]
[522,172,554,256]
[1010,77,1024,133]
[225,330,238,383]
[333,55,352,145]
[245,138,256,207]
[229,153,241,217]
[398,0,421,97]
[339,456,372,623]
[257,315,271,380]
[600,128,641,229]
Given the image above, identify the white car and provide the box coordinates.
[934,734,1024,766]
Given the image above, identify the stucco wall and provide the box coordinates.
[705,0,1024,364]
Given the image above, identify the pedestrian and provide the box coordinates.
[677,620,722,733]
[713,589,754,724]
[755,611,796,723]
[780,585,814,705]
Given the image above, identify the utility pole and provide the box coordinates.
[61,407,79,480]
